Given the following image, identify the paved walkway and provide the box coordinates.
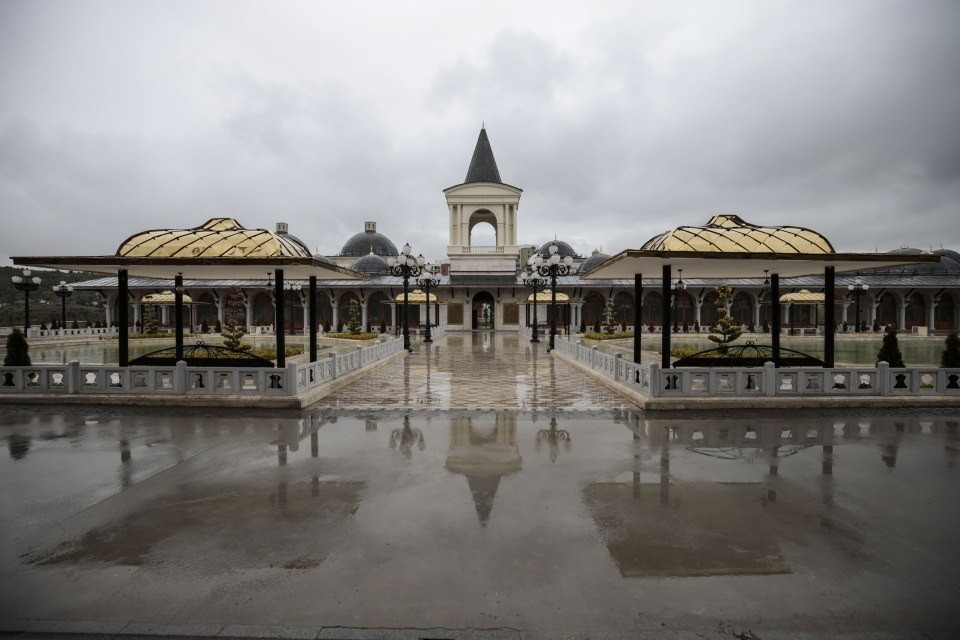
[317,332,635,412]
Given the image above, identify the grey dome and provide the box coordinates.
[351,253,391,274]
[340,222,399,258]
[580,251,611,273]
[867,247,960,274]
[537,240,579,259]
[312,253,334,264]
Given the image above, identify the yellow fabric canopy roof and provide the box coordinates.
[526,289,569,302]
[140,290,194,304]
[117,218,312,259]
[394,289,439,303]
[779,289,825,303]
[641,214,834,255]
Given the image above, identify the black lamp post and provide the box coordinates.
[670,268,687,331]
[388,243,423,351]
[53,281,74,335]
[847,276,869,332]
[522,267,547,343]
[533,243,573,351]
[416,265,439,343]
[11,269,41,335]
[284,281,302,334]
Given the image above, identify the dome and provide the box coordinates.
[340,221,398,258]
[351,253,391,274]
[117,218,312,258]
[641,214,834,254]
[580,250,611,273]
[871,248,960,274]
[537,240,579,259]
[312,253,334,264]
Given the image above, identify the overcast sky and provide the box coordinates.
[2,0,958,269]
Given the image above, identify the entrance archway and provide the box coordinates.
[472,291,495,330]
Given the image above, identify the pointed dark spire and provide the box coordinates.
[465,126,502,184]
[466,475,502,527]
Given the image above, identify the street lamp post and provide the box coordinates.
[847,276,869,332]
[284,281,302,334]
[416,265,440,343]
[388,243,423,351]
[522,266,547,343]
[11,269,42,335]
[671,269,687,332]
[533,244,573,351]
[53,281,74,336]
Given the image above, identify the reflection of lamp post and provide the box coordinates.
[522,266,547,343]
[53,281,74,336]
[416,265,439,343]
[389,415,425,458]
[536,416,571,463]
[11,269,41,335]
[533,244,573,351]
[388,243,423,351]
[670,269,687,331]
[847,276,869,332]
[284,281,302,335]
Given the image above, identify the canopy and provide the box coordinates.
[527,289,570,302]
[394,289,439,303]
[779,290,825,303]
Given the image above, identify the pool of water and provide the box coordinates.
[596,333,948,366]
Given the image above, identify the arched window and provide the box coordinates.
[731,291,753,325]
[905,293,926,329]
[338,292,360,330]
[935,293,956,330]
[673,291,694,327]
[642,292,663,325]
[196,292,218,326]
[367,292,390,328]
[613,291,634,325]
[251,291,273,326]
[877,293,897,327]
[583,292,605,329]
[701,291,719,326]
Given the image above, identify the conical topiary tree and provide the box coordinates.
[877,325,905,367]
[941,331,960,368]
[707,284,742,355]
[221,286,247,350]
[3,329,32,366]
[347,299,362,334]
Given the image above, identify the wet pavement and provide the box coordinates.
[2,333,960,638]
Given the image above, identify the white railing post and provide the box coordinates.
[174,361,188,394]
[614,353,621,381]
[286,362,299,395]
[878,361,890,395]
[67,361,80,394]
[329,352,338,379]
[764,361,776,397]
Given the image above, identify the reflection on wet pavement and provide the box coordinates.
[2,407,960,631]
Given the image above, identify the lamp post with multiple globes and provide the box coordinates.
[53,281,74,336]
[847,276,869,332]
[533,244,574,351]
[11,269,42,335]
[416,265,440,343]
[522,266,547,343]
[388,243,423,351]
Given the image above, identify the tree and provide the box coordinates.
[220,286,247,350]
[347,299,362,334]
[941,331,960,368]
[3,329,31,366]
[877,325,905,367]
[142,304,159,335]
[200,319,210,334]
[601,300,617,334]
[707,284,742,355]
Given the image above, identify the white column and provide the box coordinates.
[928,299,936,331]
[898,300,906,331]
[361,301,368,329]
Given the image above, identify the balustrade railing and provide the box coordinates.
[555,337,960,398]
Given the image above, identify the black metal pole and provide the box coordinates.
[661,264,671,369]
[174,273,184,362]
[402,273,411,351]
[423,282,432,343]
[309,276,318,362]
[24,289,31,333]
[531,280,540,342]
[119,269,129,367]
[548,269,558,351]
[275,269,285,368]
[633,273,642,365]
[771,273,781,367]
[824,266,835,368]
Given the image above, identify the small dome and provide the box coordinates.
[312,253,334,264]
[875,247,960,274]
[340,221,399,258]
[351,253,390,274]
[641,214,834,254]
[537,240,579,259]
[580,250,611,273]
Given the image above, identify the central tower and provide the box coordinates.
[443,127,523,280]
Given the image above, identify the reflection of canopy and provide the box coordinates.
[140,290,195,304]
[526,289,569,302]
[393,289,439,302]
[779,289,825,303]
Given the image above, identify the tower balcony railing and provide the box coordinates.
[461,245,504,254]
